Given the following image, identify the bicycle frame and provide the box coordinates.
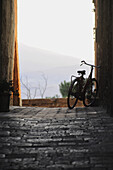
[67,60,100,109]
[83,66,93,93]
[71,61,99,100]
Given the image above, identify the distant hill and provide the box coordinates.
[19,44,81,72]
[18,44,92,98]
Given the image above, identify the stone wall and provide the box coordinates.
[94,0,113,115]
[12,0,21,106]
[0,0,15,82]
[22,98,83,108]
[0,0,21,109]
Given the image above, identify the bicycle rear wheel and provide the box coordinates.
[83,78,98,107]
[67,79,79,109]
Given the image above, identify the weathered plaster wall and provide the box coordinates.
[94,0,113,114]
[0,0,15,82]
[13,0,21,106]
[0,0,21,107]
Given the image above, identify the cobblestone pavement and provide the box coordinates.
[0,106,113,170]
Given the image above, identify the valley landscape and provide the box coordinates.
[19,44,92,99]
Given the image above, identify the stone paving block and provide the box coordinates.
[0,107,113,169]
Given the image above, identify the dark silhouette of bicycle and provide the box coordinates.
[67,60,100,109]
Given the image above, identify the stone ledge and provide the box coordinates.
[22,98,83,108]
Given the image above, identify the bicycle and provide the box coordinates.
[67,60,100,109]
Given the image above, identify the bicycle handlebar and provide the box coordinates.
[80,60,100,68]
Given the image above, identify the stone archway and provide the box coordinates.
[0,0,113,115]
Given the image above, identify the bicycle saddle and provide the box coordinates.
[77,70,86,75]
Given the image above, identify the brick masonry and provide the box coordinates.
[0,106,113,169]
[22,98,83,108]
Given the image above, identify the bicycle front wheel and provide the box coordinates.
[83,78,98,107]
[67,79,79,109]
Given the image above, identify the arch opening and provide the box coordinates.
[17,0,95,100]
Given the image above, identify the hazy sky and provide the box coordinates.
[18,0,95,62]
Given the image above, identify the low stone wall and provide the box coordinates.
[22,98,83,108]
